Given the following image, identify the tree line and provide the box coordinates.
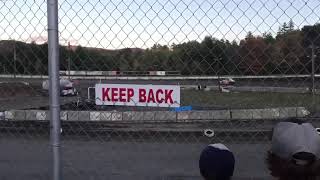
[1,21,320,75]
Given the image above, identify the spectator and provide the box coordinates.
[267,119,320,180]
[199,143,235,180]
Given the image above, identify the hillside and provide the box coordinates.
[0,22,320,75]
[0,40,144,55]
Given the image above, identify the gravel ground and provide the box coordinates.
[0,135,271,180]
[1,119,319,180]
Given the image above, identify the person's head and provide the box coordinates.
[267,118,320,180]
[199,143,235,180]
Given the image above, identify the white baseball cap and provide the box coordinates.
[271,121,320,164]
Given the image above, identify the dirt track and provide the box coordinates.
[0,82,41,98]
[0,82,77,111]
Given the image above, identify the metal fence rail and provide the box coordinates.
[1,0,320,180]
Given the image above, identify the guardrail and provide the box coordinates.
[0,73,319,80]
[59,70,181,76]
[2,107,311,121]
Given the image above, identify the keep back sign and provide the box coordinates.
[95,84,180,107]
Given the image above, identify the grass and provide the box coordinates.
[181,90,320,112]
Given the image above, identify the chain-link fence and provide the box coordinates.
[1,0,320,179]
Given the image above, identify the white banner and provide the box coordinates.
[95,84,180,107]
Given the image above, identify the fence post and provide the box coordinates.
[47,0,61,180]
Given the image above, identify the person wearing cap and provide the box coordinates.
[199,143,235,180]
[267,119,320,180]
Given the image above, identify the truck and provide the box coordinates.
[42,79,78,96]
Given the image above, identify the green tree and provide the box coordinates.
[288,19,295,31]
[246,31,254,39]
[263,32,275,44]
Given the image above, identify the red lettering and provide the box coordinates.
[147,89,155,103]
[119,88,126,102]
[165,89,173,104]
[102,88,110,101]
[127,88,134,102]
[139,89,146,102]
[156,89,164,103]
[111,88,118,102]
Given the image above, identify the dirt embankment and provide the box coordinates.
[0,82,41,98]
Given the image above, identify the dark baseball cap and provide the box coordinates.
[199,144,235,180]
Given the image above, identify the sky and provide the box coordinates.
[0,0,320,49]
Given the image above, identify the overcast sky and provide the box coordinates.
[0,0,319,48]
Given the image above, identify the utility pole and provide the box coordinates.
[68,42,71,80]
[217,58,221,92]
[13,42,16,79]
[311,43,315,95]
[310,43,318,113]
